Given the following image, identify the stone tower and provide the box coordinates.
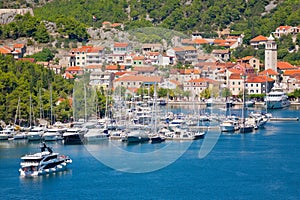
[264,34,277,71]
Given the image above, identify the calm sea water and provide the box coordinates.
[1,106,300,200]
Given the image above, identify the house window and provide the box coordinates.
[82,57,85,59]
[77,57,80,59]
[121,82,124,85]
[256,84,258,87]
[251,84,253,87]
[77,62,80,65]
[246,84,248,87]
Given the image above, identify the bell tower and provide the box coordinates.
[264,34,277,72]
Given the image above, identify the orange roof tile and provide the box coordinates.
[0,47,12,54]
[250,35,267,42]
[147,52,160,56]
[111,23,122,27]
[179,69,200,75]
[114,75,162,83]
[66,66,83,71]
[247,76,273,83]
[213,39,226,44]
[276,26,292,30]
[133,56,145,60]
[283,70,300,76]
[188,77,216,83]
[193,38,209,44]
[105,65,125,70]
[277,61,296,70]
[13,43,25,48]
[114,42,129,48]
[259,69,279,76]
[64,72,74,79]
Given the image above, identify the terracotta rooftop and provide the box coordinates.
[105,65,125,70]
[188,77,216,83]
[13,44,25,48]
[277,61,296,70]
[114,42,129,48]
[194,38,209,44]
[276,25,292,30]
[66,66,83,71]
[259,69,279,76]
[250,35,268,42]
[114,75,162,83]
[283,70,300,76]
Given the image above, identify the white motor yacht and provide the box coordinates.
[19,142,72,177]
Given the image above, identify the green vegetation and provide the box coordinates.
[0,54,74,124]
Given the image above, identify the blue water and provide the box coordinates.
[1,107,300,199]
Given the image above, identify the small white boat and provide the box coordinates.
[84,128,108,142]
[220,120,237,132]
[27,127,46,141]
[13,131,27,140]
[42,128,63,141]
[0,126,15,140]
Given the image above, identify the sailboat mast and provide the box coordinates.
[50,84,53,125]
[29,93,32,127]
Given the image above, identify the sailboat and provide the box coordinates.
[239,74,254,133]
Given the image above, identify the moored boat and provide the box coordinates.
[264,85,290,109]
[19,142,72,177]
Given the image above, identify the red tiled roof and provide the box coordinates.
[247,76,273,83]
[179,69,201,75]
[66,66,83,71]
[213,39,226,44]
[250,35,268,42]
[111,23,122,27]
[105,65,125,70]
[241,56,254,61]
[277,61,296,70]
[0,47,12,54]
[229,73,242,79]
[259,69,279,76]
[283,70,300,76]
[133,56,145,60]
[188,77,216,83]
[193,38,209,44]
[114,75,162,83]
[147,52,160,56]
[133,66,156,72]
[276,26,292,30]
[114,42,129,48]
[64,72,74,79]
[13,44,25,48]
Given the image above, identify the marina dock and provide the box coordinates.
[269,117,299,122]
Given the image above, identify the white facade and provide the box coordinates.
[265,35,277,72]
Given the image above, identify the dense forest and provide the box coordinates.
[0,54,74,124]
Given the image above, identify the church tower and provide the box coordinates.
[264,34,277,71]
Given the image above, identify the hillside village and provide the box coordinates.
[1,21,300,101]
